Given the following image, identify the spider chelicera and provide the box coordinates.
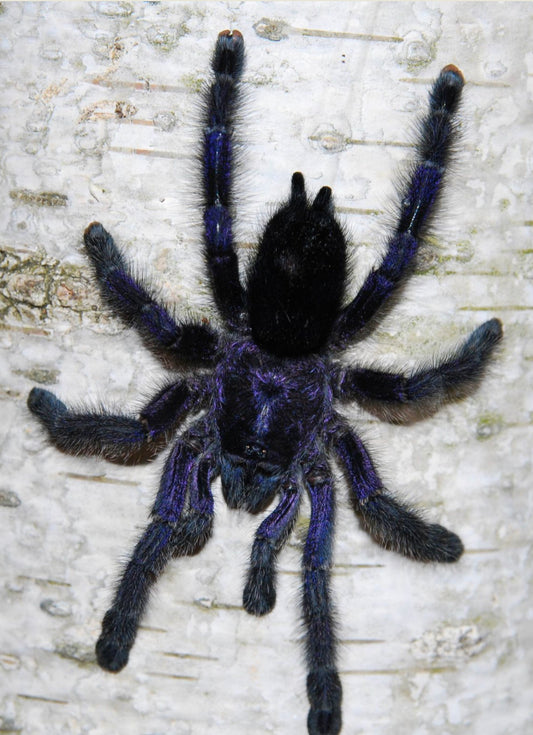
[28,30,502,735]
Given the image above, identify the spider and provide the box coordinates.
[28,30,502,735]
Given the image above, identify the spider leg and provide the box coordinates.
[303,467,342,735]
[202,30,246,329]
[332,66,464,346]
[333,426,463,562]
[336,318,503,420]
[171,434,217,557]
[27,379,199,461]
[243,481,300,616]
[96,430,216,672]
[84,222,219,364]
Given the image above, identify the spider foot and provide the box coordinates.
[423,523,464,562]
[214,29,244,76]
[243,565,276,616]
[242,486,299,616]
[83,221,121,275]
[435,64,464,113]
[171,511,214,557]
[307,670,342,735]
[27,387,67,426]
[358,493,464,563]
[95,608,135,673]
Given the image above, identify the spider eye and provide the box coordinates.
[243,442,269,460]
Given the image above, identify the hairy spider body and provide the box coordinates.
[28,31,502,735]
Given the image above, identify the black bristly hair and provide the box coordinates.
[247,172,348,356]
[202,29,246,330]
[27,33,502,735]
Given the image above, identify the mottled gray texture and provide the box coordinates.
[1,2,531,734]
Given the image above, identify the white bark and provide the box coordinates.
[1,2,531,734]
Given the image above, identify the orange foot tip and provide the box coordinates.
[218,29,243,39]
[441,64,465,84]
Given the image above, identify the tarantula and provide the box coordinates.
[28,31,502,735]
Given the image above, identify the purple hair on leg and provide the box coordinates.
[27,32,501,735]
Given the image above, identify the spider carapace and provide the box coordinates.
[28,30,502,734]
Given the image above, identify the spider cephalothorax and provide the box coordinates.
[28,31,502,735]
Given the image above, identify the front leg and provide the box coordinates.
[96,435,216,671]
[332,65,465,346]
[303,468,342,735]
[96,518,176,672]
[333,427,463,562]
[243,482,300,616]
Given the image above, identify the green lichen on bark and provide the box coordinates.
[0,246,99,324]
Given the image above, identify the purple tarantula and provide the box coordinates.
[28,31,502,735]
